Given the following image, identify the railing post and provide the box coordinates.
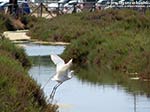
[40,3,43,17]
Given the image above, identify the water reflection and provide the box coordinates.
[28,56,150,112]
[22,43,150,112]
[134,94,137,112]
[76,66,150,97]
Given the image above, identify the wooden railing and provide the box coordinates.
[1,1,150,18]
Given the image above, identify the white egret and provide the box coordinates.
[49,54,74,101]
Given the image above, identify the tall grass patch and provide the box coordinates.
[0,39,58,112]
[0,56,57,112]
[27,9,150,79]
[60,9,150,79]
[0,39,31,68]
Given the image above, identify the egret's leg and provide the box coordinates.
[49,85,57,100]
[49,82,62,102]
[49,83,60,102]
[51,82,62,99]
[50,82,62,100]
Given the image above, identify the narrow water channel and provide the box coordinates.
[22,42,150,112]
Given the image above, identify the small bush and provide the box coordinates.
[0,56,58,112]
[0,13,25,33]
[27,9,150,79]
[60,9,150,79]
[0,39,31,68]
[0,39,58,112]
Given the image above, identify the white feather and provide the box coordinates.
[50,54,65,72]
[50,54,73,83]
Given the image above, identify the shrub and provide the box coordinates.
[27,9,150,79]
[0,39,31,68]
[61,9,150,79]
[0,56,57,112]
[0,39,58,112]
[0,13,25,33]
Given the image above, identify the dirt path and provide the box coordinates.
[3,30,70,45]
[3,30,30,41]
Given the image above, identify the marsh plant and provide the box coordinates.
[26,9,150,80]
[0,13,25,33]
[0,39,58,112]
[0,39,31,68]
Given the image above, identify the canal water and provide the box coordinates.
[22,42,150,112]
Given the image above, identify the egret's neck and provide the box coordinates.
[68,70,74,79]
[62,59,72,71]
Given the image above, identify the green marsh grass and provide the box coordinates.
[0,39,58,112]
[0,13,17,33]
[0,39,31,68]
[27,9,150,80]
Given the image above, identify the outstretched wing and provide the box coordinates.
[50,54,65,65]
[50,54,65,72]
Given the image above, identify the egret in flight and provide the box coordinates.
[49,54,74,101]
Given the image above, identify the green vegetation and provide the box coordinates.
[0,39,31,68]
[1,9,150,86]
[0,13,10,33]
[27,9,150,80]
[0,39,58,112]
[26,14,91,42]
[0,13,25,34]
